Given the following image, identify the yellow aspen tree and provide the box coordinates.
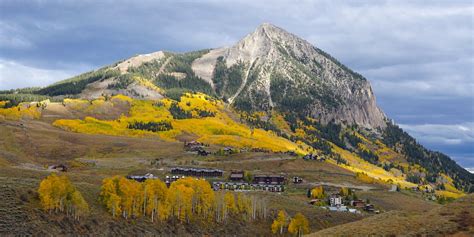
[288,213,310,237]
[118,177,134,219]
[224,192,237,219]
[144,179,167,222]
[271,210,288,234]
[100,176,122,218]
[311,186,325,199]
[164,178,195,223]
[38,175,55,213]
[71,190,89,220]
[191,179,215,222]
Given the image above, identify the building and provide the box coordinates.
[127,173,158,182]
[303,154,326,161]
[171,167,223,177]
[165,175,185,187]
[329,194,342,207]
[350,200,366,208]
[49,164,68,172]
[364,204,375,212]
[212,181,284,192]
[253,175,285,185]
[229,171,245,182]
[292,176,303,184]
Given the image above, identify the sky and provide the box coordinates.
[0,0,473,171]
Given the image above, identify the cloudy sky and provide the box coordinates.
[1,0,473,170]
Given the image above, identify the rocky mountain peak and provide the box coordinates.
[193,23,387,129]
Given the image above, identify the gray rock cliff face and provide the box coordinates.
[192,23,386,128]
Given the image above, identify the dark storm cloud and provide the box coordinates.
[0,0,472,168]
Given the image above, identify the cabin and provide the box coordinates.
[253,175,285,185]
[292,176,303,184]
[127,173,158,182]
[229,171,245,182]
[171,167,223,177]
[49,164,68,172]
[329,194,343,207]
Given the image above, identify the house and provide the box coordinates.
[49,164,68,172]
[171,167,223,177]
[253,175,285,185]
[229,171,245,182]
[212,181,284,192]
[184,141,206,152]
[165,175,185,187]
[127,173,158,182]
[292,176,303,184]
[364,204,375,212]
[329,194,342,207]
[350,200,366,208]
[197,149,210,156]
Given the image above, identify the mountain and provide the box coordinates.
[1,23,472,192]
[193,23,386,128]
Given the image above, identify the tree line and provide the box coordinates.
[99,176,269,224]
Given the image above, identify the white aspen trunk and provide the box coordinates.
[143,187,147,216]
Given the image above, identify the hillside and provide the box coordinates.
[308,194,474,236]
[0,23,473,236]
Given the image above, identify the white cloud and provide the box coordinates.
[0,59,90,90]
[466,168,474,174]
[399,123,474,145]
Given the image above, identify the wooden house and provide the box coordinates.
[253,175,285,185]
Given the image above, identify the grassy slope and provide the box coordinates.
[308,194,474,237]
[0,94,465,235]
[0,114,439,235]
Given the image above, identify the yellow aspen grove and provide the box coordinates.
[163,178,195,223]
[271,210,288,234]
[98,175,270,226]
[190,179,215,222]
[117,177,133,219]
[288,213,310,237]
[144,179,167,222]
[37,173,89,219]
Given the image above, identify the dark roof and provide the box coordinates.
[171,167,223,173]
